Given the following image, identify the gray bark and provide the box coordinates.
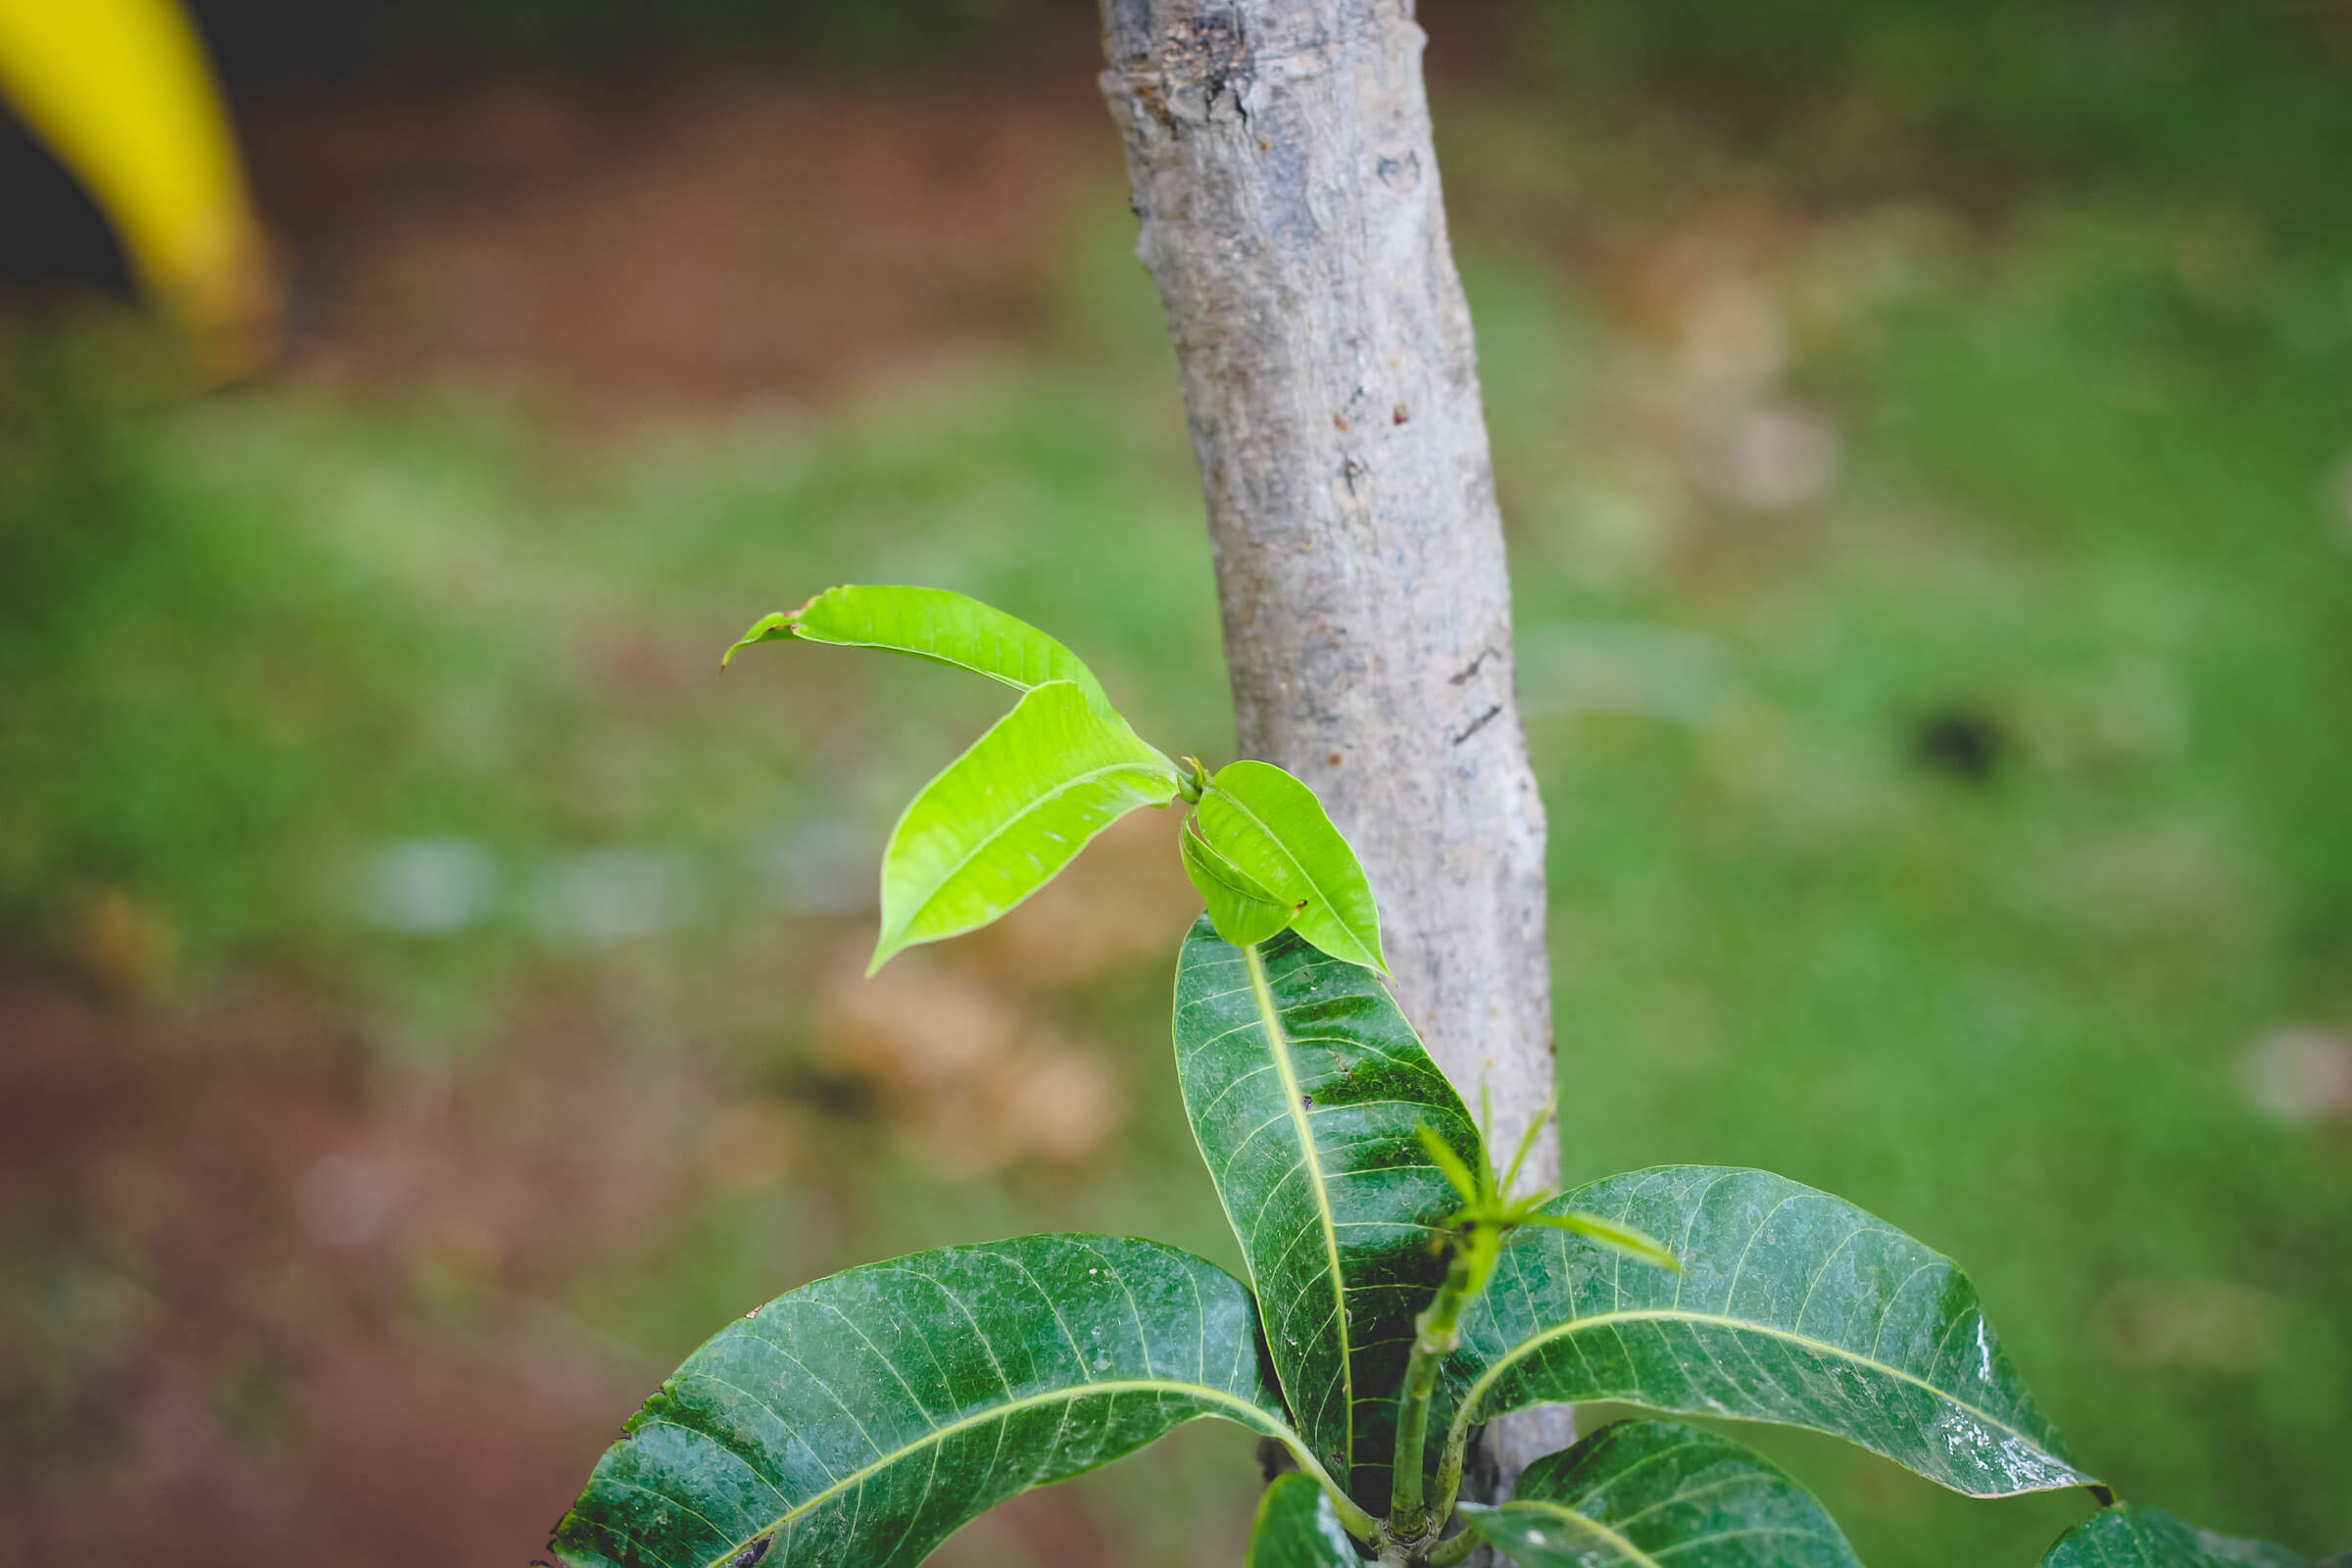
[1095,0,1570,1512]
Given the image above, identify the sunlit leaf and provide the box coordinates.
[1434,1166,2095,1499]
[723,584,1116,713]
[872,679,1177,972]
[1190,760,1386,972]
[2040,1504,2309,1568]
[1461,1419,1863,1568]
[1181,816,1298,947]
[1246,1472,1360,1568]
[550,1235,1317,1568]
[1173,918,1479,1511]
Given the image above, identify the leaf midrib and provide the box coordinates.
[1451,1307,2069,1479]
[889,752,1172,940]
[816,636,1066,694]
[1243,942,1355,1479]
[1183,822,1283,903]
[1491,1497,1663,1568]
[692,1379,1290,1568]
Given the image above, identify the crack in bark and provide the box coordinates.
[1447,646,1502,685]
[1449,704,1503,747]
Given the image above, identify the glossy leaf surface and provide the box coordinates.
[1437,1166,2094,1498]
[1246,1472,1359,1568]
[1461,1419,1862,1568]
[1191,760,1386,971]
[724,584,1110,709]
[2040,1505,2308,1568]
[1173,918,1480,1510]
[551,1235,1302,1568]
[873,679,1177,971]
[1181,815,1298,947]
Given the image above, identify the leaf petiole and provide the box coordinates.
[1422,1524,1482,1567]
[1279,1439,1383,1544]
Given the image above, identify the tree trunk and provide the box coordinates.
[1095,0,1571,1510]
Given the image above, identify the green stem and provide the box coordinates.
[1423,1525,1483,1567]
[1429,1413,1473,1540]
[1388,1250,1474,1540]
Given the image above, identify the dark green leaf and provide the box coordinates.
[551,1235,1318,1568]
[1247,1472,1360,1568]
[1460,1419,1862,1568]
[1191,760,1387,972]
[1173,918,1482,1511]
[873,680,1177,971]
[1182,815,1298,947]
[723,584,1110,709]
[1437,1166,2094,1498]
[2040,1504,2309,1568]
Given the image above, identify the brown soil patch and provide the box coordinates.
[239,67,1125,417]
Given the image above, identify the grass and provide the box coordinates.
[6,30,2352,1568]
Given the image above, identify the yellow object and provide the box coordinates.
[0,0,278,376]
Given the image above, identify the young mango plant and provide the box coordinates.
[548,588,2326,1568]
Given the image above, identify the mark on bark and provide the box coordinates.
[1190,7,1253,107]
[1448,646,1503,685]
[1450,704,1503,746]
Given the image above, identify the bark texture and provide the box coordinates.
[1097,0,1570,1500]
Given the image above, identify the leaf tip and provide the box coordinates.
[864,924,908,977]
[721,611,799,670]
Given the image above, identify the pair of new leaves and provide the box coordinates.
[722,585,1386,974]
[549,590,2317,1568]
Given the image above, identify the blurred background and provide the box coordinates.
[2,1,2349,1564]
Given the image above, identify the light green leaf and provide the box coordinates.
[873,679,1177,972]
[1173,918,1481,1512]
[1461,1419,1863,1568]
[1191,760,1386,972]
[1181,815,1298,947]
[1522,1210,1683,1274]
[2040,1505,2309,1568]
[723,584,1111,710]
[550,1235,1333,1568]
[1436,1166,2095,1499]
[1417,1124,1483,1207]
[1247,1472,1361,1568]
